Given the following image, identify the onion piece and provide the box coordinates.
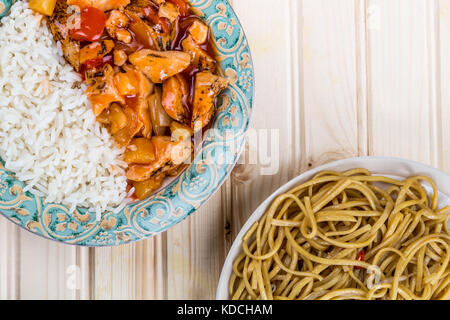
[148,87,172,136]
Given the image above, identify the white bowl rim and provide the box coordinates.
[216,156,450,300]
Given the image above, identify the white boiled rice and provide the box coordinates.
[0,1,130,217]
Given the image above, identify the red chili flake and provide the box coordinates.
[355,250,365,270]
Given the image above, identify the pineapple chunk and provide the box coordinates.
[124,138,156,164]
[29,0,57,16]
[114,70,140,96]
[108,103,128,134]
[132,175,165,200]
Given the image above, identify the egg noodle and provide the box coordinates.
[229,169,450,300]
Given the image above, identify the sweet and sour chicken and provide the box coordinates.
[33,0,228,199]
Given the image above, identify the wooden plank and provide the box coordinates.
[356,0,369,156]
[228,0,304,239]
[302,0,361,164]
[133,234,167,299]
[228,0,363,257]
[18,230,91,300]
[77,247,92,300]
[94,245,133,299]
[439,0,450,172]
[166,190,230,299]
[1,221,91,300]
[0,219,20,300]
[366,0,441,166]
[93,234,166,300]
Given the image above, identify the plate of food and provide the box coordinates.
[217,157,450,300]
[0,0,253,246]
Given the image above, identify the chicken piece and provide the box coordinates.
[117,29,133,43]
[159,1,179,24]
[132,97,152,138]
[192,72,228,131]
[162,74,189,125]
[133,65,155,98]
[86,64,125,116]
[121,65,154,138]
[129,49,191,83]
[67,0,130,11]
[113,107,143,146]
[182,35,216,72]
[105,10,132,43]
[188,20,209,45]
[127,0,174,27]
[126,136,192,181]
[132,173,165,199]
[113,49,128,66]
[79,40,115,64]
[48,0,80,71]
[169,17,179,48]
[137,72,154,138]
[114,65,153,96]
[106,9,129,35]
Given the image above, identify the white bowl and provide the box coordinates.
[216,156,450,300]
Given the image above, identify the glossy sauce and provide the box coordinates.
[80,9,218,121]
[119,12,218,124]
[125,94,139,110]
[77,6,219,199]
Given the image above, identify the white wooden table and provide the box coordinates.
[1,0,449,300]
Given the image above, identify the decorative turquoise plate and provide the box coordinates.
[0,0,254,246]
